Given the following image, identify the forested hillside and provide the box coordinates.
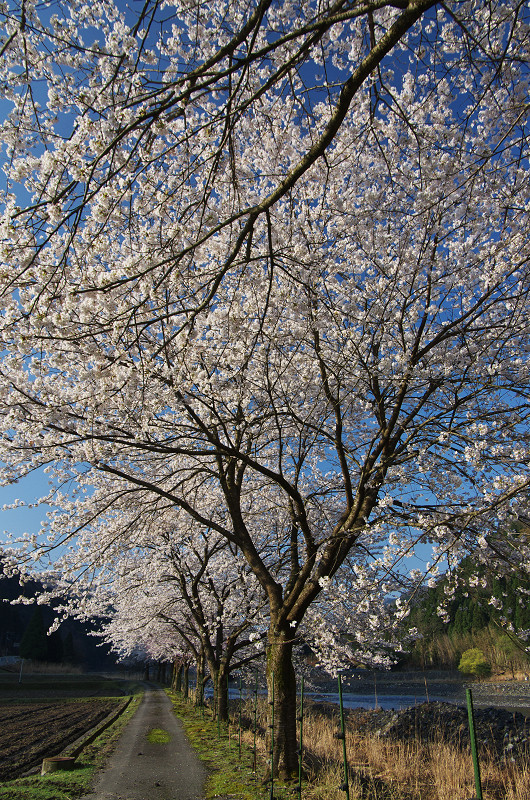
[0,569,116,670]
[404,559,530,675]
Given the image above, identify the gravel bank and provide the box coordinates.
[305,695,529,764]
[464,680,530,714]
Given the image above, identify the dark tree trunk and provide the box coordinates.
[183,663,189,698]
[266,624,298,780]
[216,664,229,722]
[173,661,183,692]
[195,651,205,707]
[143,662,150,681]
[204,658,229,722]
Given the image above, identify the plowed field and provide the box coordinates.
[0,699,119,780]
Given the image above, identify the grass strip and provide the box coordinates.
[166,691,264,800]
[0,692,143,800]
[146,727,171,743]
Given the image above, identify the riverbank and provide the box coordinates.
[306,668,530,715]
[165,687,530,800]
[231,690,530,800]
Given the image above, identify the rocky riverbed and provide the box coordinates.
[464,679,530,712]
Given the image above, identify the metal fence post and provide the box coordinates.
[297,675,304,799]
[338,674,350,800]
[466,688,483,800]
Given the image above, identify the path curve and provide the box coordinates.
[82,684,206,800]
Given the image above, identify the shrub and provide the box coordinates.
[458,647,491,678]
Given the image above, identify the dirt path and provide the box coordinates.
[83,685,206,800]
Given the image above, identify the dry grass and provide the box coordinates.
[237,697,530,800]
[411,626,530,678]
[500,760,530,800]
[2,660,83,675]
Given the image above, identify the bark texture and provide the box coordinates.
[266,624,298,780]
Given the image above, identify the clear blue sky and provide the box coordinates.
[0,471,50,539]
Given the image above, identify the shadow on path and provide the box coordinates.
[82,684,206,800]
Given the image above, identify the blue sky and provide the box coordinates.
[0,0,458,584]
[0,470,50,539]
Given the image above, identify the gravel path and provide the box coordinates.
[82,685,206,800]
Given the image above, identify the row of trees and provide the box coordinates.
[77,518,396,719]
[0,0,529,777]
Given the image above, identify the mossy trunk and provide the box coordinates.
[208,665,228,722]
[266,625,298,780]
[204,646,230,721]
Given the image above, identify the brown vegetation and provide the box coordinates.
[410,626,530,679]
[235,697,530,800]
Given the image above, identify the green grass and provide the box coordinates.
[146,727,171,743]
[166,691,264,800]
[0,767,94,800]
[0,691,143,800]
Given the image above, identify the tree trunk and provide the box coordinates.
[183,663,189,698]
[217,664,229,722]
[173,662,183,692]
[205,659,229,722]
[266,624,298,780]
[195,651,205,707]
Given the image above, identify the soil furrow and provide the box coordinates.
[0,700,118,780]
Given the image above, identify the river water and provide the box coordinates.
[307,671,530,714]
[214,670,530,714]
[306,690,463,711]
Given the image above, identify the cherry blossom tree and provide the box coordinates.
[94,565,210,700]
[157,531,267,717]
[89,529,267,718]
[1,0,530,778]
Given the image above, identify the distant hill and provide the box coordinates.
[0,568,117,670]
[402,557,530,675]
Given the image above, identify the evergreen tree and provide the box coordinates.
[404,554,530,668]
[62,632,76,664]
[451,606,465,636]
[19,608,48,661]
[471,604,487,632]
[46,630,63,663]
